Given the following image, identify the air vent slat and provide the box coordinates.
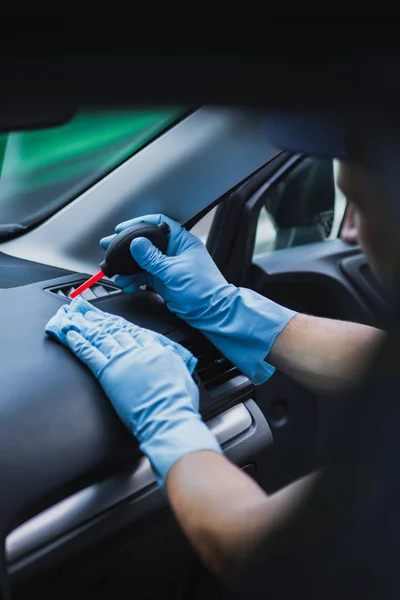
[48,281,122,301]
[205,368,240,389]
[64,287,75,297]
[79,287,98,301]
[92,285,112,298]
[197,359,232,380]
[182,336,241,391]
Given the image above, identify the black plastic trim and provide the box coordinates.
[7,400,272,582]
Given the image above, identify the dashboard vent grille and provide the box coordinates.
[48,281,122,301]
[184,336,241,390]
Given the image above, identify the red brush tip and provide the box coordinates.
[69,270,105,299]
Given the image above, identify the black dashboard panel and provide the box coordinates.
[7,399,271,594]
[0,272,254,555]
[0,251,70,289]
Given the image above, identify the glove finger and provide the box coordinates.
[115,213,182,238]
[83,313,145,348]
[69,312,92,329]
[124,281,142,294]
[117,322,157,345]
[68,313,117,351]
[89,330,124,359]
[69,311,111,332]
[66,330,107,374]
[130,238,169,279]
[79,307,111,322]
[129,327,161,348]
[84,311,142,337]
[99,235,115,250]
[114,274,133,288]
[113,330,140,350]
[84,311,125,327]
[70,317,124,359]
[115,278,142,295]
[101,214,181,255]
[115,214,163,233]
[82,311,109,324]
[114,272,147,292]
[106,319,142,336]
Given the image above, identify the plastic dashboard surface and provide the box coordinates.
[0,273,254,550]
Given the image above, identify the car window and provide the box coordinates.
[190,207,217,244]
[191,158,347,252]
[0,108,184,229]
[253,158,347,255]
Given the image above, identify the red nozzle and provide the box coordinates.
[69,270,105,299]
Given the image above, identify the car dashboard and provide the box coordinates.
[0,253,272,598]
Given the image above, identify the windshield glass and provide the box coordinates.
[0,108,184,229]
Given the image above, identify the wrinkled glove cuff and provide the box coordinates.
[197,287,297,385]
[140,416,222,488]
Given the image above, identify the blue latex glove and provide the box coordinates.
[46,296,198,374]
[100,214,297,385]
[45,299,221,487]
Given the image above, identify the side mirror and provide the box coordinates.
[265,157,335,249]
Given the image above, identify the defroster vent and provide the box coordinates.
[48,281,122,301]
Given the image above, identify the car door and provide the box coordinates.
[192,152,392,492]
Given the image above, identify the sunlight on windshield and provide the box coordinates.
[0,108,183,228]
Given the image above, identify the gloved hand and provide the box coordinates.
[45,299,221,487]
[100,214,297,384]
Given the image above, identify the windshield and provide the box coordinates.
[0,108,184,230]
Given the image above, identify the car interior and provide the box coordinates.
[0,98,395,600]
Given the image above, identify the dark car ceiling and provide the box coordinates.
[0,40,400,130]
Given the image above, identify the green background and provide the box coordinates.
[0,108,182,226]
